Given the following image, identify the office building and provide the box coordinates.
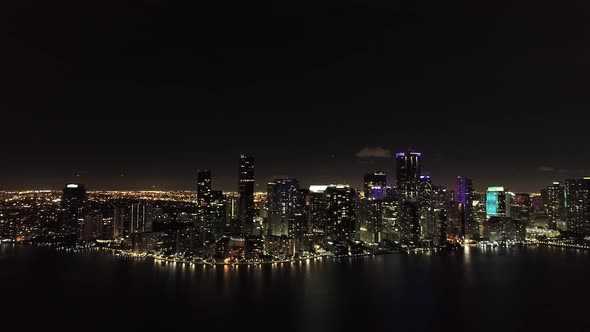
[238,155,255,233]
[486,186,510,219]
[267,178,299,237]
[565,178,590,235]
[547,182,563,230]
[130,203,153,233]
[324,185,357,242]
[364,171,386,200]
[81,213,103,240]
[60,184,87,235]
[396,152,421,201]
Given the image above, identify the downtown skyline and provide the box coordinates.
[0,149,582,193]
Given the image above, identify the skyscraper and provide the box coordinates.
[564,177,590,235]
[197,170,212,241]
[308,185,328,235]
[130,203,153,233]
[455,177,475,238]
[418,175,437,241]
[113,206,128,239]
[486,186,510,219]
[209,190,227,239]
[238,155,255,234]
[81,213,103,240]
[396,152,421,201]
[547,181,563,230]
[324,185,357,242]
[60,183,87,235]
[364,171,386,199]
[267,178,299,237]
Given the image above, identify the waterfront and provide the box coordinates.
[1,245,589,331]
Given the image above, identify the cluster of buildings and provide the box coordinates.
[2,152,590,259]
[542,178,590,235]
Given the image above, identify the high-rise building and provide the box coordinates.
[238,155,255,233]
[81,213,103,240]
[308,185,328,235]
[130,203,153,233]
[418,176,437,241]
[60,184,87,235]
[399,201,420,244]
[396,152,421,201]
[364,171,386,199]
[196,170,213,241]
[547,182,564,230]
[209,190,227,239]
[565,178,590,235]
[267,178,300,237]
[455,177,475,238]
[113,206,128,239]
[486,186,510,219]
[224,193,239,233]
[294,188,310,241]
[324,185,357,242]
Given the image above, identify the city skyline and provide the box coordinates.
[0,150,583,193]
[3,1,590,331]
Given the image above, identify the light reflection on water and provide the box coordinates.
[2,244,590,331]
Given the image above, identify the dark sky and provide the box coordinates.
[2,0,590,192]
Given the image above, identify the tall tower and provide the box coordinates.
[197,170,212,241]
[238,155,255,234]
[485,186,510,219]
[395,152,421,201]
[364,171,386,200]
[564,177,590,235]
[267,178,300,237]
[130,203,153,233]
[324,185,357,242]
[547,181,563,230]
[60,184,87,235]
[455,176,474,238]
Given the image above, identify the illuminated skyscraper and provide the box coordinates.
[486,186,510,219]
[364,171,386,200]
[308,185,328,234]
[130,203,153,233]
[238,155,255,233]
[564,177,590,235]
[196,170,212,240]
[396,152,421,201]
[294,188,310,241]
[455,177,474,238]
[113,206,128,239]
[547,182,563,230]
[324,185,357,242]
[60,183,87,235]
[267,178,299,237]
[210,190,227,239]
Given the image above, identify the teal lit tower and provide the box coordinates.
[486,186,510,219]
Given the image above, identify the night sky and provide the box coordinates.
[2,0,590,192]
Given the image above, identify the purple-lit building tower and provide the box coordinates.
[395,152,421,201]
[364,171,386,200]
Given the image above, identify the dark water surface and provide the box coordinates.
[1,245,588,331]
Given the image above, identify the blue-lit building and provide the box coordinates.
[486,186,510,219]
